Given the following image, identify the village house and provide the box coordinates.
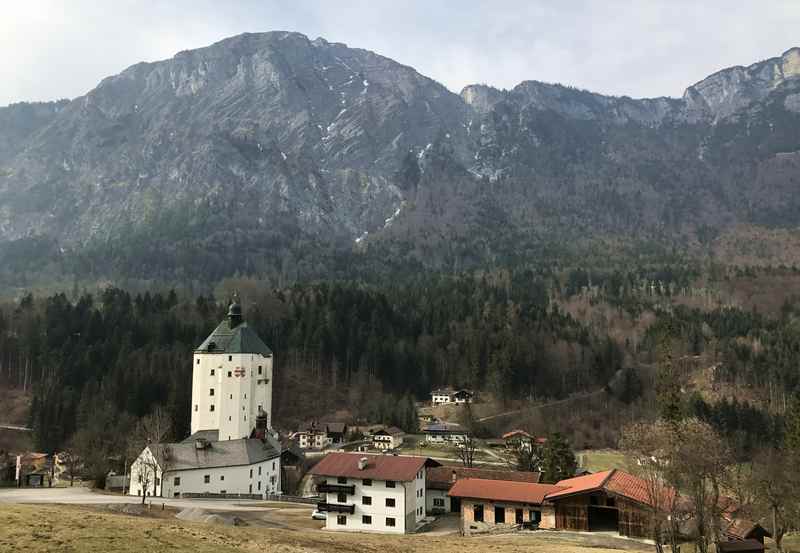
[372,427,405,451]
[129,434,281,498]
[423,422,468,444]
[426,466,541,514]
[310,452,439,534]
[449,478,562,534]
[293,428,329,450]
[452,389,474,404]
[430,388,474,405]
[129,297,283,499]
[502,430,533,450]
[325,422,348,446]
[430,388,455,405]
[293,422,348,450]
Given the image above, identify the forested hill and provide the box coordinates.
[2,34,800,287]
[3,265,799,464]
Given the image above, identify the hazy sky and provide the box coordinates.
[2,0,799,107]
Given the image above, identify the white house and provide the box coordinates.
[310,452,436,534]
[130,296,282,499]
[423,422,468,444]
[293,429,330,450]
[430,388,454,405]
[129,433,281,498]
[372,427,405,451]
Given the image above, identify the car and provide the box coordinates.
[311,509,327,520]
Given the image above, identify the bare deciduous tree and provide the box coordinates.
[751,449,800,552]
[457,435,477,468]
[128,407,173,504]
[622,420,683,553]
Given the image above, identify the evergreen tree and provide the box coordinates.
[785,392,800,452]
[540,433,577,483]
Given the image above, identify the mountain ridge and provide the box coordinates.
[1,31,800,286]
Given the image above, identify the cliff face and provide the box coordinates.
[1,33,800,283]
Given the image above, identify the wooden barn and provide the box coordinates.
[546,469,668,538]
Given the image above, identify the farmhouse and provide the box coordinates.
[310,452,439,534]
[423,422,468,444]
[129,296,283,498]
[448,478,562,534]
[426,466,541,514]
[545,469,665,538]
[373,427,405,450]
[430,388,474,405]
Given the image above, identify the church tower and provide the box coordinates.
[190,296,274,440]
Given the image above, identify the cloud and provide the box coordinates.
[1,0,799,106]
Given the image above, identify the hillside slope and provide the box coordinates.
[1,34,800,284]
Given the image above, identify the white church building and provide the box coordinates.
[129,297,282,498]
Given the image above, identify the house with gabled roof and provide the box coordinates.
[449,478,563,534]
[545,468,674,538]
[310,452,440,534]
[427,466,541,514]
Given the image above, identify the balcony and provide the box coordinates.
[317,502,355,514]
[317,483,355,494]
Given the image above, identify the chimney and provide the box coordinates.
[358,457,369,470]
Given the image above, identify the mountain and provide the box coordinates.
[1,32,800,286]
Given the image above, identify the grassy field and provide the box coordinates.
[0,504,654,553]
[576,449,630,473]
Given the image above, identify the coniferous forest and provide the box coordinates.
[1,263,799,477]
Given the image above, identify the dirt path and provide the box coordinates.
[477,390,604,422]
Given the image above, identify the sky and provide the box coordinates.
[2,0,800,107]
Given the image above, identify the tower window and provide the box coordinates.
[244,393,247,399]
[209,389,214,396]
[196,359,200,365]
[227,371,232,377]
[210,369,215,376]
[194,405,198,412]
[258,366,262,374]
[210,405,215,412]
[228,355,232,361]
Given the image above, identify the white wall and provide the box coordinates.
[322,476,412,534]
[128,447,281,498]
[191,352,273,439]
[426,488,451,513]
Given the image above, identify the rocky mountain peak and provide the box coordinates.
[684,46,800,120]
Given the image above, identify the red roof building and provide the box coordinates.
[309,452,438,482]
[449,478,562,505]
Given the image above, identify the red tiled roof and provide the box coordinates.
[725,518,771,540]
[427,466,541,490]
[501,430,532,440]
[547,469,614,500]
[546,469,676,509]
[449,478,563,505]
[309,452,435,482]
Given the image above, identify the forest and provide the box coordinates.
[1,264,799,489]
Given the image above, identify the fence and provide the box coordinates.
[263,494,320,505]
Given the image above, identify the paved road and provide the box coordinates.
[0,487,295,512]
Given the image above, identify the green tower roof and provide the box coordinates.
[195,299,272,356]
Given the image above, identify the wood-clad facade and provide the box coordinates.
[552,491,651,539]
